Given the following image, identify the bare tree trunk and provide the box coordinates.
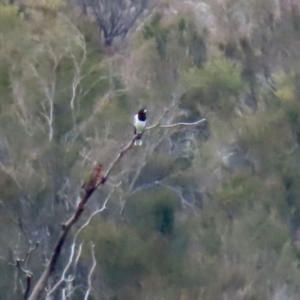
[84,0,151,47]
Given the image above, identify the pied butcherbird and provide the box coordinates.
[133,108,147,146]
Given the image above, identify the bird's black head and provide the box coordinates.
[137,108,147,121]
[138,108,147,114]
[137,108,147,120]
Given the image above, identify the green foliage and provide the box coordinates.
[191,215,221,256]
[202,58,244,95]
[132,12,208,103]
[238,110,295,171]
[218,266,252,300]
[42,0,66,12]
[182,253,219,293]
[0,263,14,299]
[24,0,66,15]
[153,194,175,236]
[221,209,290,267]
[143,12,163,39]
[244,215,290,253]
[291,9,300,33]
[216,177,248,205]
[0,168,18,200]
[0,4,20,30]
[282,172,300,230]
[214,173,261,213]
[273,72,300,133]
[2,1,300,299]
[182,55,244,116]
[185,56,243,93]
[142,11,207,65]
[126,187,180,237]
[176,16,207,66]
[143,12,169,58]
[83,221,149,286]
[134,154,177,187]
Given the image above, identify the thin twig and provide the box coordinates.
[46,193,111,298]
[73,243,83,271]
[83,243,96,300]
[145,114,206,131]
[45,243,76,298]
[159,119,206,128]
[101,137,136,182]
[0,201,18,224]
[74,193,111,240]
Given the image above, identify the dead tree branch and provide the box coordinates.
[45,243,76,299]
[45,193,111,298]
[145,102,206,131]
[28,103,206,300]
[23,274,32,300]
[83,243,96,300]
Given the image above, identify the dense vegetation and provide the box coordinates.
[1,0,300,299]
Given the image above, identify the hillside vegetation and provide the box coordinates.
[0,0,300,299]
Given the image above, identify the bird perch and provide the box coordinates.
[27,103,206,300]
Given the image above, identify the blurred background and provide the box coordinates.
[0,0,300,299]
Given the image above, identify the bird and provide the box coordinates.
[134,108,147,146]
[81,162,103,197]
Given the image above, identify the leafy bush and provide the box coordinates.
[213,173,261,217]
[182,55,244,116]
[125,187,180,237]
[191,215,222,256]
[238,111,295,171]
[134,154,177,188]
[0,4,19,30]
[143,12,169,59]
[83,221,149,286]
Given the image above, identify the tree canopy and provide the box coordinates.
[1,0,300,299]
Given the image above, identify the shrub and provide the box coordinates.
[83,221,149,287]
[182,55,244,117]
[125,187,180,237]
[0,4,19,30]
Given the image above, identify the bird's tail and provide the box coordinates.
[134,134,143,146]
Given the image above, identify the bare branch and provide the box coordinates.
[73,243,83,271]
[83,243,96,300]
[156,181,199,216]
[23,274,32,300]
[28,101,206,300]
[144,102,206,131]
[102,137,136,182]
[69,31,87,110]
[45,192,111,298]
[74,193,111,240]
[158,119,207,129]
[45,243,76,298]
[28,201,89,299]
[146,101,179,130]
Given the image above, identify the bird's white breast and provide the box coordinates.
[134,114,146,134]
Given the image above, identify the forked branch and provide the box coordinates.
[28,103,206,300]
